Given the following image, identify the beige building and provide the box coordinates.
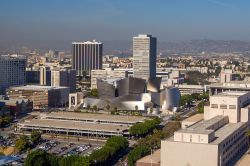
[220,69,233,83]
[161,91,250,166]
[91,68,127,89]
[210,81,250,96]
[6,85,69,109]
[40,66,48,86]
[51,69,76,93]
[175,84,207,95]
[133,34,156,80]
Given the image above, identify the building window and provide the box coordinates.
[229,105,236,109]
[220,104,227,109]
[211,104,218,108]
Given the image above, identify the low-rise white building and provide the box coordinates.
[161,91,250,166]
[175,84,207,95]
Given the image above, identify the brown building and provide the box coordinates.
[6,85,69,109]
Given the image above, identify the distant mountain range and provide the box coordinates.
[1,39,250,55]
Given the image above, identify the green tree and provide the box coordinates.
[60,155,90,166]
[30,130,41,145]
[246,129,250,148]
[127,145,150,166]
[15,135,30,151]
[25,150,60,166]
[179,95,193,106]
[93,105,98,112]
[86,104,91,110]
[0,115,13,127]
[129,118,161,136]
[90,136,128,165]
[197,101,205,113]
[215,66,222,76]
[87,89,98,98]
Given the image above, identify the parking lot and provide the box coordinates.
[0,135,14,147]
[35,139,103,157]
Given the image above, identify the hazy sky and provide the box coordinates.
[1,0,250,42]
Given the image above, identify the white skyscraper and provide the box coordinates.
[133,34,157,80]
[72,40,103,76]
[0,55,26,94]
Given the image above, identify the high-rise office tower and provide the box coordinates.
[72,40,103,76]
[51,69,76,93]
[0,55,26,94]
[133,34,157,80]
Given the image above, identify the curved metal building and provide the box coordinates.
[161,87,180,111]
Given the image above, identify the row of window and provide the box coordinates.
[211,104,236,109]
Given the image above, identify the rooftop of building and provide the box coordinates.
[182,113,204,123]
[188,115,227,131]
[72,40,102,44]
[214,91,248,97]
[134,34,153,38]
[136,149,161,165]
[168,115,246,145]
[8,85,69,91]
[41,111,146,123]
[19,119,128,132]
[176,84,205,88]
[210,81,250,88]
[0,54,26,60]
[211,122,246,145]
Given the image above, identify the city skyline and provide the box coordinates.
[1,0,250,45]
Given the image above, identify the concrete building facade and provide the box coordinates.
[6,85,69,109]
[0,55,26,94]
[91,68,127,89]
[72,40,103,76]
[175,84,207,95]
[161,91,250,166]
[133,34,157,80]
[40,66,51,86]
[51,69,76,93]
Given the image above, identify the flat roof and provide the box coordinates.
[189,116,227,131]
[177,84,204,88]
[136,149,160,164]
[182,114,203,123]
[9,85,69,91]
[211,122,246,145]
[176,129,213,135]
[214,91,248,97]
[72,40,102,44]
[42,112,146,123]
[210,82,250,89]
[0,55,26,60]
[19,119,128,132]
[169,116,246,145]
[235,152,250,166]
